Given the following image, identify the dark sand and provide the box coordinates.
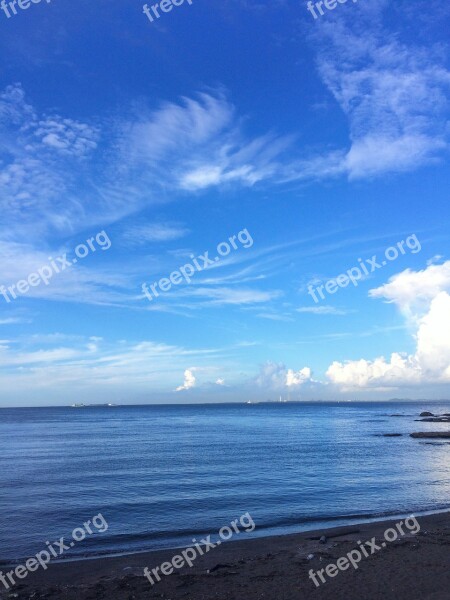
[1,511,449,600]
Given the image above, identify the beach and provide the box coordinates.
[2,511,449,600]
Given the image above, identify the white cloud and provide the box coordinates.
[256,312,294,322]
[175,368,196,392]
[184,287,282,306]
[327,262,450,389]
[255,361,313,390]
[180,166,224,190]
[321,49,450,178]
[0,84,105,245]
[0,239,132,306]
[286,367,312,387]
[0,85,292,249]
[326,352,421,390]
[118,91,293,192]
[0,62,447,313]
[34,117,99,157]
[123,93,234,164]
[369,260,450,317]
[0,317,27,324]
[121,223,189,245]
[123,19,448,191]
[283,4,450,181]
[415,292,450,377]
[427,255,444,266]
[296,306,349,315]
[0,336,237,404]
[2,66,445,260]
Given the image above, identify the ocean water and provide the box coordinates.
[1,402,449,562]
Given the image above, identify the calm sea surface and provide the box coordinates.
[1,402,449,561]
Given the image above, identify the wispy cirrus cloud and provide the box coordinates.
[296,306,349,315]
[0,334,251,405]
[1,3,448,310]
[287,0,450,181]
[3,55,446,251]
[116,91,293,192]
[0,317,30,325]
[256,312,294,322]
[121,222,190,246]
[178,286,282,306]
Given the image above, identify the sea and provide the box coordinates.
[1,402,449,562]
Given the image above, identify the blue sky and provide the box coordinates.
[0,0,449,406]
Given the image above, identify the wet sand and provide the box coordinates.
[1,511,449,600]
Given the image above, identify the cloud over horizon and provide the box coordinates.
[327,262,450,390]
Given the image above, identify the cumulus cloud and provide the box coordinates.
[175,368,196,392]
[326,352,422,389]
[369,260,450,317]
[415,292,450,377]
[286,367,312,387]
[327,262,450,389]
[255,361,313,390]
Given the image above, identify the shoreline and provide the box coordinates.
[3,510,449,599]
[3,504,450,567]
